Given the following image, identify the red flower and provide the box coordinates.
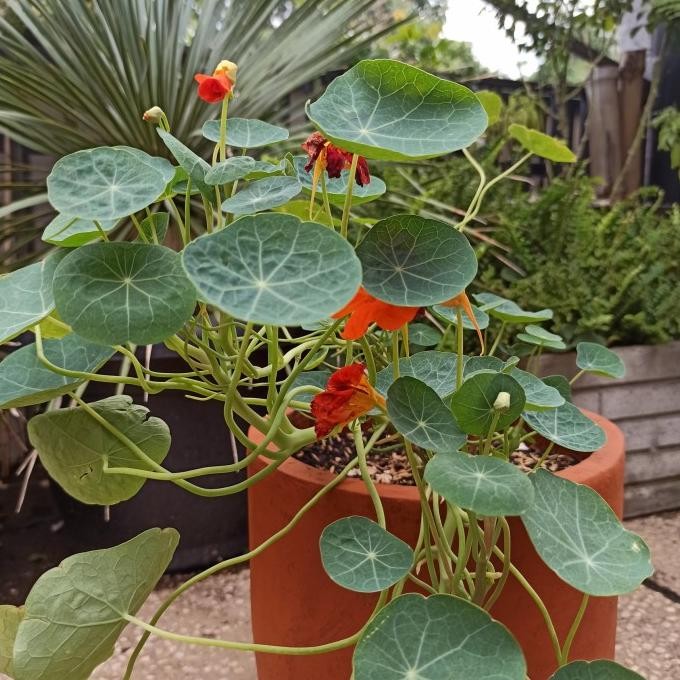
[311,363,385,438]
[332,287,419,340]
[194,73,233,103]
[302,132,370,187]
[441,290,485,352]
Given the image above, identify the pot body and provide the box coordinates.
[248,411,625,680]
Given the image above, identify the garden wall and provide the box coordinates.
[540,341,680,517]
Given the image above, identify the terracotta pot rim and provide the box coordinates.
[249,409,624,500]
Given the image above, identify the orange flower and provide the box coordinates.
[441,290,485,352]
[310,363,385,438]
[194,61,237,104]
[332,287,419,340]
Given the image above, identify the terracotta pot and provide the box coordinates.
[248,410,624,680]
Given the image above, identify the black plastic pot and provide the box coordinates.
[51,346,249,571]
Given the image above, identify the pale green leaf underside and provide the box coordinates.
[221,176,301,214]
[12,528,179,680]
[376,351,465,399]
[576,342,625,379]
[0,605,24,678]
[474,292,553,324]
[524,402,606,452]
[510,368,565,411]
[157,129,214,198]
[28,395,170,506]
[202,117,289,148]
[320,516,413,593]
[205,157,281,185]
[353,594,526,680]
[463,355,503,378]
[522,470,653,596]
[357,214,477,306]
[309,59,488,161]
[47,146,173,220]
[549,660,644,679]
[451,372,525,435]
[139,213,170,244]
[476,90,503,126]
[182,212,361,326]
[432,303,490,330]
[509,123,577,163]
[53,242,197,346]
[0,251,64,345]
[387,377,466,453]
[0,336,114,409]
[517,332,567,351]
[293,156,386,205]
[42,214,118,247]
[425,452,534,516]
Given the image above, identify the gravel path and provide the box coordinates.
[88,511,680,680]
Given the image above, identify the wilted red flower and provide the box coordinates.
[194,73,233,103]
[332,287,419,340]
[311,363,385,438]
[441,290,485,351]
[302,132,370,187]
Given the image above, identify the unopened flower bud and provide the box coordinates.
[214,59,238,83]
[493,391,511,411]
[142,106,165,124]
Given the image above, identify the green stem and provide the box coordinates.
[218,97,229,163]
[320,172,334,228]
[570,369,586,385]
[339,154,358,239]
[560,593,589,665]
[353,422,386,528]
[488,322,506,357]
[122,456,361,678]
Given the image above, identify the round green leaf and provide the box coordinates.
[524,402,606,452]
[47,147,172,220]
[182,212,361,326]
[0,335,114,409]
[289,370,331,405]
[12,528,179,680]
[522,469,653,595]
[474,292,553,324]
[543,375,572,403]
[293,156,386,205]
[387,377,467,453]
[320,516,413,593]
[408,322,442,347]
[202,117,289,148]
[53,243,196,346]
[357,215,477,306]
[0,252,65,345]
[309,59,488,161]
[221,176,301,214]
[157,129,214,198]
[576,342,625,379]
[476,90,503,125]
[510,368,565,410]
[42,214,118,247]
[452,372,525,435]
[376,350,464,399]
[549,660,644,680]
[28,395,170,506]
[353,594,526,680]
[138,212,170,244]
[205,156,281,185]
[463,355,504,378]
[432,303,489,330]
[519,325,567,350]
[425,452,534,516]
[0,605,24,678]
[509,123,577,163]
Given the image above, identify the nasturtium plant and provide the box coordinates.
[0,56,646,680]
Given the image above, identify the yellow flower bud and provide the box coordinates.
[142,106,165,124]
[493,391,511,411]
[213,60,238,83]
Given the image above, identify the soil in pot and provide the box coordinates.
[248,411,625,680]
